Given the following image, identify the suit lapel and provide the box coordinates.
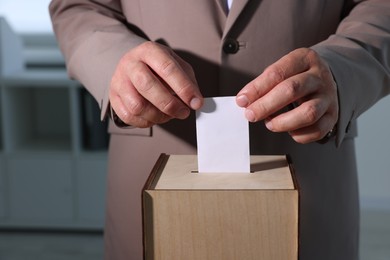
[223,0,250,38]
[216,0,229,16]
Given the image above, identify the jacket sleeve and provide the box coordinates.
[49,0,147,121]
[311,0,390,146]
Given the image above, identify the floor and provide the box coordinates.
[0,231,103,260]
[0,210,389,260]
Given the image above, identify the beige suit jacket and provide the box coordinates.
[50,0,390,259]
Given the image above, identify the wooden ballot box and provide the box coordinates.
[143,154,298,260]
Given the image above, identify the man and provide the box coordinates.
[50,0,390,259]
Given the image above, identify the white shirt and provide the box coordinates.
[227,0,233,10]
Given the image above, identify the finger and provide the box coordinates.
[110,73,173,125]
[109,93,153,128]
[127,61,192,119]
[264,97,327,132]
[288,113,336,144]
[171,51,198,84]
[237,48,313,107]
[244,72,319,122]
[112,95,172,127]
[138,42,203,110]
[118,74,175,124]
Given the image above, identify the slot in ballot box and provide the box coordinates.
[143,154,299,260]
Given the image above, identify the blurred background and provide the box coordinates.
[0,0,389,259]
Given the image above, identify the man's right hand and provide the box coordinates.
[109,41,204,128]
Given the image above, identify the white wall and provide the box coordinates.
[356,95,390,211]
[0,0,53,33]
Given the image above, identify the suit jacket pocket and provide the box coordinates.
[108,120,152,137]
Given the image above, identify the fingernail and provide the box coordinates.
[177,107,190,119]
[265,119,273,131]
[190,97,202,110]
[236,95,249,107]
[245,109,256,122]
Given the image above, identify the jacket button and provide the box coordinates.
[223,38,239,54]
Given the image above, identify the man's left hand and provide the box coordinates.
[236,48,338,144]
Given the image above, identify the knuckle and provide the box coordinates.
[254,101,270,118]
[120,110,134,125]
[303,104,320,123]
[306,48,317,57]
[321,67,334,84]
[159,59,178,78]
[247,82,262,97]
[305,48,319,63]
[158,98,177,115]
[284,80,301,98]
[132,70,154,93]
[128,98,145,116]
[265,66,285,83]
[175,81,195,100]
[303,50,319,69]
[139,41,156,52]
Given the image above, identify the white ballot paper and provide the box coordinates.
[196,96,250,173]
